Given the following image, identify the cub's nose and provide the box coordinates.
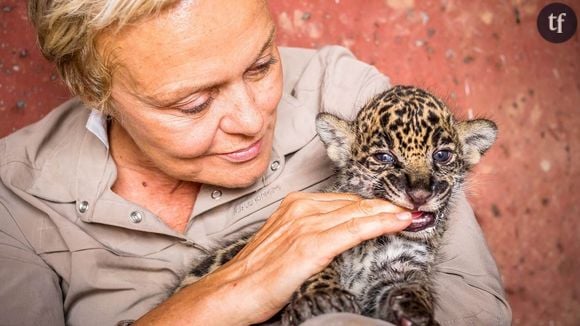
[406,189,432,206]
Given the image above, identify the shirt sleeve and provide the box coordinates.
[0,201,65,326]
[433,192,512,325]
[316,46,511,325]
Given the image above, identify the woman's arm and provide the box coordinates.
[433,192,512,325]
[0,202,66,326]
[135,192,413,325]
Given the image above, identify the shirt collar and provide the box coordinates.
[85,109,109,149]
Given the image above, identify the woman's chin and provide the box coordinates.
[213,171,263,188]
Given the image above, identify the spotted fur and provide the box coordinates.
[176,85,497,326]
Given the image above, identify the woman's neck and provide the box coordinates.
[109,120,200,233]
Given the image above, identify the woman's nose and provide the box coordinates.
[219,81,264,137]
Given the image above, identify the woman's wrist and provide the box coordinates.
[134,266,254,326]
[194,268,257,325]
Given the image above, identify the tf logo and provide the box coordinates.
[537,2,577,43]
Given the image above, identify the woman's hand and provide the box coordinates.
[135,192,411,326]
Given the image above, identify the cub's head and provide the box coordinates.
[317,85,497,236]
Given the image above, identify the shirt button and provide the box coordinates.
[129,211,144,223]
[211,190,222,200]
[78,201,89,213]
[270,160,280,171]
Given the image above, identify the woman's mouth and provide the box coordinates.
[220,138,262,163]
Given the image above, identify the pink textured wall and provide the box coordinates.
[1,0,579,324]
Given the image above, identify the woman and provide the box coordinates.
[0,0,511,325]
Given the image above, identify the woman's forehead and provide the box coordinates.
[101,0,274,102]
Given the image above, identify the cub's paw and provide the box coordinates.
[383,286,439,326]
[281,288,361,326]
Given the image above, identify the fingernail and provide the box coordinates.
[396,212,412,221]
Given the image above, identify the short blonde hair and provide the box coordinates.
[28,0,177,112]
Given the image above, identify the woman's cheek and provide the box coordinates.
[257,76,283,115]
[148,115,216,158]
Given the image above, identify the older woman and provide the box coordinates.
[0,0,510,325]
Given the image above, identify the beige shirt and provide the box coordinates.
[0,46,510,326]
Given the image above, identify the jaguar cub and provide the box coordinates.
[176,85,497,326]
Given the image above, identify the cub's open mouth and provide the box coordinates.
[403,211,436,232]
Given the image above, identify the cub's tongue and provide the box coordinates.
[404,211,436,232]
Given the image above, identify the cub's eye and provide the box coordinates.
[374,152,396,164]
[433,150,453,163]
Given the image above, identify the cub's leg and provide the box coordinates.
[174,235,250,293]
[281,265,360,326]
[363,275,438,326]
[384,282,438,326]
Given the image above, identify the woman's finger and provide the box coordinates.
[315,212,413,262]
[267,198,408,237]
[279,192,362,207]
[314,198,408,226]
[248,197,408,256]
[258,193,362,236]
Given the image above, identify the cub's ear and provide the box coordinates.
[316,112,355,168]
[456,119,498,166]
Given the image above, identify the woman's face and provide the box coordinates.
[102,0,282,188]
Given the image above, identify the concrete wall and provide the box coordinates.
[1,0,578,324]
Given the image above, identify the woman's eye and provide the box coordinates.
[177,99,211,115]
[374,152,396,164]
[245,57,278,79]
[176,92,215,115]
[433,150,453,163]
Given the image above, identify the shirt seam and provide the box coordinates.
[0,200,37,253]
[0,254,55,272]
[438,308,501,325]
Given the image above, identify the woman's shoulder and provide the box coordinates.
[1,98,91,167]
[0,98,95,199]
[279,45,362,90]
[279,45,390,119]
